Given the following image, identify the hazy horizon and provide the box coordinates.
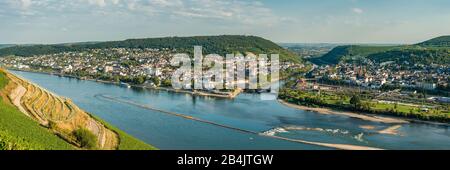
[2,0,450,44]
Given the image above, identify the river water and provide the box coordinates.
[11,71,450,150]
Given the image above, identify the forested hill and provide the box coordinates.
[417,36,450,47]
[0,44,15,49]
[309,45,396,65]
[310,35,450,65]
[0,35,300,63]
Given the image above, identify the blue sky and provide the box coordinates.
[1,0,450,44]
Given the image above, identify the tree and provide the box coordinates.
[72,128,97,149]
[113,76,120,82]
[350,95,361,109]
[161,79,172,87]
[133,76,145,84]
[149,77,160,86]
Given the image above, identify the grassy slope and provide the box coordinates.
[91,115,156,150]
[1,71,156,150]
[0,72,74,150]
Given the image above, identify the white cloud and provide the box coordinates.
[150,0,183,7]
[170,0,278,26]
[111,0,120,5]
[20,0,32,9]
[352,8,364,14]
[85,0,122,7]
[88,0,106,7]
[98,0,281,26]
[1,0,282,27]
[6,0,33,10]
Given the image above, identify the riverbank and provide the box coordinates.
[8,69,242,99]
[279,99,450,126]
[278,99,409,124]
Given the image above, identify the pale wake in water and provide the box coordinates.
[261,125,366,143]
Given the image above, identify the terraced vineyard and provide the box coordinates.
[3,70,120,149]
[1,69,155,150]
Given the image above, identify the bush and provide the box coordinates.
[0,71,9,90]
[0,130,38,150]
[47,120,57,130]
[72,128,97,149]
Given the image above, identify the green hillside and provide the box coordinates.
[367,48,450,65]
[0,45,15,49]
[0,35,300,63]
[0,70,155,150]
[309,45,397,65]
[418,36,450,47]
[0,72,73,150]
[311,35,450,65]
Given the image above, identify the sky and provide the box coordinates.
[1,0,450,44]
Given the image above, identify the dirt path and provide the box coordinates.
[8,85,28,116]
[87,119,107,148]
[279,99,409,124]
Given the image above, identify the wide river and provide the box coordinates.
[12,71,450,150]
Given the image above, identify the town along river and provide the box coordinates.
[12,71,450,149]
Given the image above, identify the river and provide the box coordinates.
[11,71,450,150]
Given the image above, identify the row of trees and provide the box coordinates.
[278,88,450,122]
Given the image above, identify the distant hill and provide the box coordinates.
[310,36,450,65]
[0,44,15,49]
[418,36,450,47]
[0,35,300,63]
[367,48,450,65]
[309,45,397,65]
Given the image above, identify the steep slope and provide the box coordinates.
[1,71,73,150]
[0,69,155,150]
[0,35,300,63]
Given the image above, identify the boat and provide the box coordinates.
[120,82,131,88]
